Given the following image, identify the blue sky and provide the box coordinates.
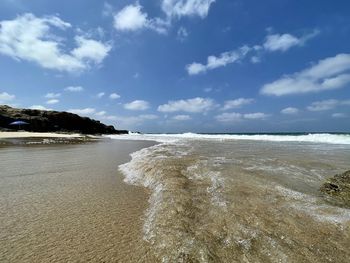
[0,0,350,133]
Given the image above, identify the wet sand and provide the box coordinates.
[1,136,350,262]
[0,139,157,262]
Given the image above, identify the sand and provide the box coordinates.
[0,139,158,262]
[0,131,84,139]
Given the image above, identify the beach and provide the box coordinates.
[0,132,84,139]
[0,137,157,262]
[1,133,350,262]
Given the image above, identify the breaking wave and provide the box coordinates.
[116,136,350,262]
[107,132,350,145]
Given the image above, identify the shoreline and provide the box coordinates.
[0,131,87,139]
[0,139,158,262]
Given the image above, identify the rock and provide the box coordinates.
[320,170,350,208]
[0,105,128,135]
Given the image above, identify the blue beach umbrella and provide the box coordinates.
[9,120,29,130]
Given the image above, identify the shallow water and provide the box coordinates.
[119,139,350,262]
[1,137,350,262]
[0,139,157,262]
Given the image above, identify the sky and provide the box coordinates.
[0,0,350,133]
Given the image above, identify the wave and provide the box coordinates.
[107,132,350,145]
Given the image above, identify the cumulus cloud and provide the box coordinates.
[161,0,216,18]
[114,3,168,34]
[261,53,350,96]
[186,46,250,75]
[222,98,254,110]
[124,100,150,110]
[65,86,84,92]
[158,97,215,113]
[71,36,111,64]
[46,99,59,105]
[45,92,61,99]
[0,91,15,103]
[307,99,350,111]
[109,93,121,99]
[215,112,270,122]
[0,13,111,72]
[186,30,319,76]
[114,3,147,31]
[281,107,299,114]
[263,30,319,52]
[172,114,191,121]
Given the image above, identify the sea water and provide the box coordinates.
[109,133,350,262]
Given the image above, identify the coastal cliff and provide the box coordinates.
[0,105,128,135]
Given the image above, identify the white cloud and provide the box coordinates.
[332,113,347,118]
[0,13,111,72]
[68,108,96,116]
[186,46,250,75]
[109,93,121,99]
[215,112,270,122]
[243,112,270,120]
[114,3,168,34]
[0,91,15,103]
[65,86,84,92]
[46,99,59,105]
[71,36,111,64]
[261,54,350,96]
[97,92,105,98]
[263,30,319,52]
[114,3,147,31]
[30,105,52,111]
[161,0,216,18]
[158,97,215,113]
[172,114,192,121]
[186,30,319,75]
[222,98,254,110]
[215,112,242,123]
[307,99,350,111]
[281,107,299,115]
[45,92,61,99]
[124,100,150,110]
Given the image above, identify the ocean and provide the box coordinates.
[108,133,350,262]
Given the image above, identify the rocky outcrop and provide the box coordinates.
[320,170,350,208]
[0,105,128,135]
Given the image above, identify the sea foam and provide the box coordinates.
[107,132,350,145]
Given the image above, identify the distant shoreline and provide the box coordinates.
[0,131,87,139]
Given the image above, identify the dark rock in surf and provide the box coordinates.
[320,170,350,207]
[0,105,128,135]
